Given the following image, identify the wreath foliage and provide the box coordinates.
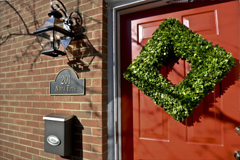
[123,18,235,122]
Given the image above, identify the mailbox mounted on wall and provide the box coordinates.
[43,113,74,156]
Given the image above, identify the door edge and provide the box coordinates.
[107,1,170,159]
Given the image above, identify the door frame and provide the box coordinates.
[107,1,172,159]
[107,0,238,159]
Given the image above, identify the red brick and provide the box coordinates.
[9,101,19,107]
[39,150,54,159]
[40,82,49,88]
[5,129,14,136]
[5,118,14,124]
[46,102,62,109]
[32,102,46,108]
[84,7,103,17]
[0,123,8,129]
[73,111,91,119]
[20,151,32,159]
[14,131,26,139]
[39,95,54,101]
[15,107,26,113]
[41,68,55,74]
[20,114,32,120]
[0,1,107,159]
[27,69,40,76]
[15,119,26,126]
[20,89,33,94]
[10,77,20,83]
[9,113,20,119]
[21,76,33,82]
[91,95,102,102]
[55,110,72,115]
[6,146,17,156]
[92,78,103,86]
[33,128,44,135]
[47,74,56,81]
[27,82,40,88]
[92,111,107,119]
[19,139,32,146]
[32,155,46,160]
[47,59,63,67]
[39,109,55,115]
[20,102,32,108]
[4,153,14,160]
[27,95,39,101]
[81,119,102,128]
[27,121,39,128]
[72,95,91,102]
[32,142,44,149]
[26,134,39,141]
[0,90,9,94]
[0,146,8,153]
[92,144,108,153]
[63,103,80,110]
[32,89,46,95]
[3,141,14,148]
[82,103,102,111]
[32,116,42,122]
[33,75,47,82]
[86,87,103,94]
[15,95,27,101]
[20,126,32,133]
[27,147,39,155]
[5,95,14,100]
[15,144,26,152]
[54,96,71,102]
[84,70,102,78]
[83,151,103,160]
[34,61,47,69]
[26,108,39,115]
[15,83,27,88]
[5,107,14,112]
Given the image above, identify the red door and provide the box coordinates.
[121,1,240,160]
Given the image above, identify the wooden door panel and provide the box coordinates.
[184,9,223,145]
[187,85,223,145]
[138,20,164,45]
[124,1,239,160]
[182,10,219,36]
[139,90,169,140]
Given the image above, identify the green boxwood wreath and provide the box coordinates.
[123,18,235,122]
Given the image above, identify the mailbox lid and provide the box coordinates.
[43,113,74,122]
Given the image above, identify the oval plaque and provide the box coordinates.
[50,69,85,95]
[47,135,61,146]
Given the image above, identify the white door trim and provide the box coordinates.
[107,1,171,159]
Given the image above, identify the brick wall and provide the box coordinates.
[0,0,108,159]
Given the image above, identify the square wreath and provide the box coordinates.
[123,18,235,122]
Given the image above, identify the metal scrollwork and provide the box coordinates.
[50,0,83,31]
[50,0,68,19]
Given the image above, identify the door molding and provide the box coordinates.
[107,1,170,159]
[107,0,239,159]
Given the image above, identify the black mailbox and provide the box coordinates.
[43,113,74,156]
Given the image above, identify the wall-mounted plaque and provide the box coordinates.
[50,69,84,95]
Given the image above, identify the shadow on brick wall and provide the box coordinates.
[66,33,102,73]
[60,116,84,160]
[1,0,103,72]
[0,0,41,67]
